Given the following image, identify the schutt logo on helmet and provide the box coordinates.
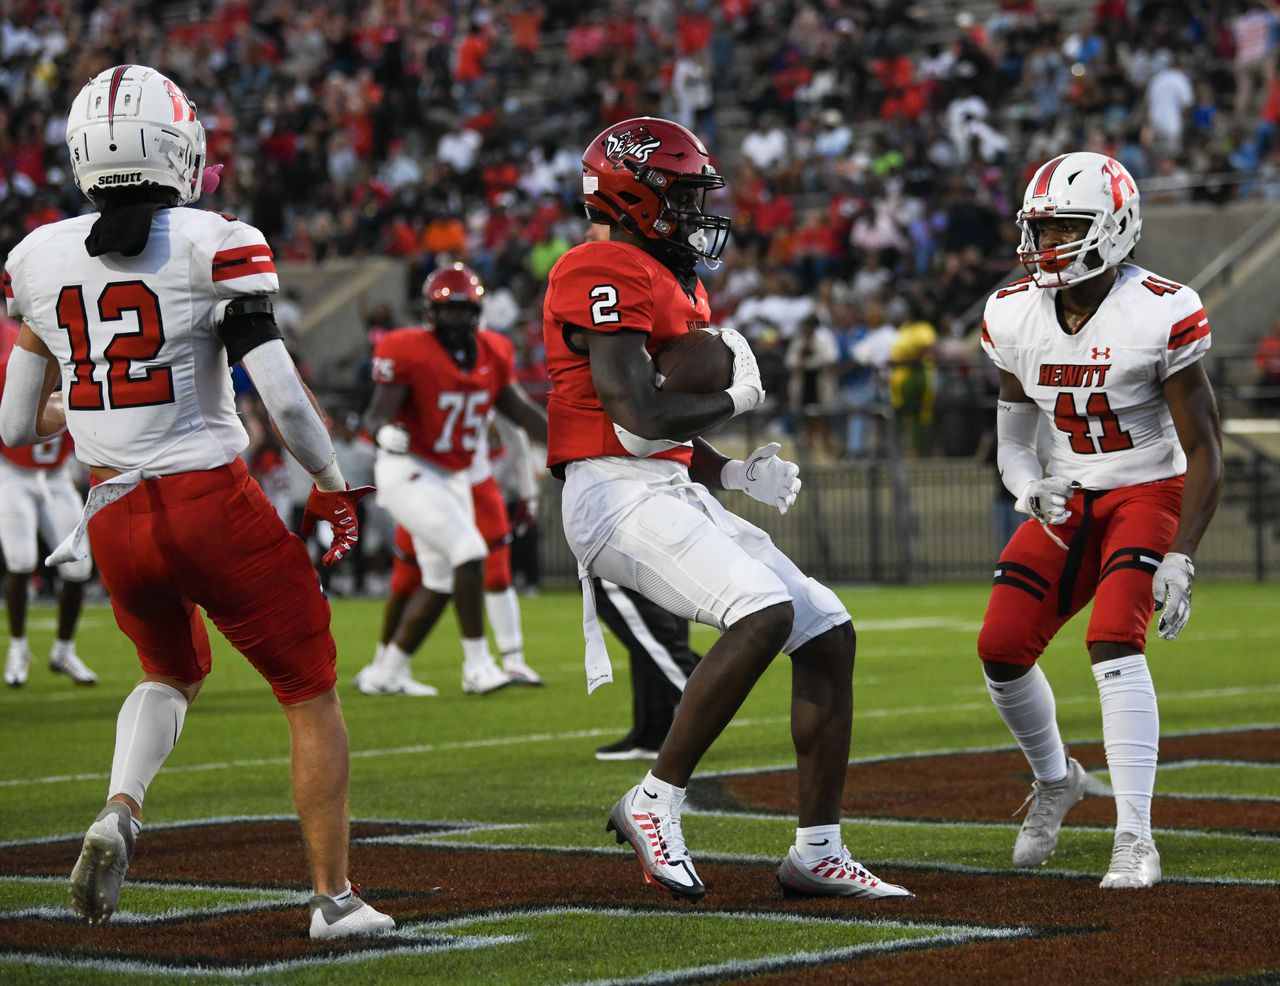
[603,127,662,168]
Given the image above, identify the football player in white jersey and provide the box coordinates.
[0,65,393,938]
[978,152,1223,888]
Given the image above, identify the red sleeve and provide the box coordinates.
[547,244,654,335]
[371,329,421,387]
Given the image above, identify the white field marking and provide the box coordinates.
[0,934,524,979]
[7,684,1278,789]
[1156,759,1279,771]
[676,807,1280,845]
[697,719,1280,780]
[401,834,1280,888]
[0,716,777,788]
[556,925,1031,986]
[0,814,485,851]
[4,901,302,925]
[1,873,303,900]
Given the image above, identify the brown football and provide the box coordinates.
[653,328,734,393]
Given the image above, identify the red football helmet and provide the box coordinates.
[423,262,486,306]
[423,262,485,364]
[582,117,731,267]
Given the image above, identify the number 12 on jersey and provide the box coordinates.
[56,281,174,410]
[1054,391,1134,454]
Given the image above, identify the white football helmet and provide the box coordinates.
[65,65,206,206]
[1016,151,1141,288]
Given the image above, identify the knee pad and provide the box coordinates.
[782,577,850,654]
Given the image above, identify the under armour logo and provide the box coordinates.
[1091,347,1111,360]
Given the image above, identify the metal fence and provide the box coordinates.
[535,435,1279,586]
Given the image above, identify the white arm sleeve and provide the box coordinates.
[240,340,341,483]
[0,344,55,447]
[996,400,1042,500]
[494,413,537,500]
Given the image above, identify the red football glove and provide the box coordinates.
[510,497,538,537]
[301,485,375,566]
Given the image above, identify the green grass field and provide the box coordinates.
[1,582,1276,984]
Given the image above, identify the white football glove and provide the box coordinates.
[719,327,765,416]
[1152,551,1194,640]
[375,424,410,455]
[1015,477,1080,525]
[722,442,801,515]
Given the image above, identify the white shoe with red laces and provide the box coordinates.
[606,783,704,901]
[777,845,913,898]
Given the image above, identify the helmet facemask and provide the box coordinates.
[431,302,482,368]
[1017,208,1136,288]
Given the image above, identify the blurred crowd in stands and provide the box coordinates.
[4,0,1280,480]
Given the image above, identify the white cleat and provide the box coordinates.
[50,650,98,685]
[606,783,704,901]
[1099,832,1161,889]
[354,648,437,697]
[5,643,31,687]
[462,658,511,695]
[68,803,135,925]
[308,888,396,939]
[777,845,913,898]
[1012,757,1088,867]
[502,656,543,686]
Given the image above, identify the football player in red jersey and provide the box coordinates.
[545,117,910,901]
[0,66,390,937]
[358,413,543,695]
[357,263,547,696]
[979,152,1223,888]
[0,318,98,687]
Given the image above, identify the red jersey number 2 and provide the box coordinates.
[1053,392,1134,454]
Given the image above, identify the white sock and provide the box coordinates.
[372,642,386,665]
[9,636,27,652]
[108,682,188,808]
[633,771,684,812]
[52,638,74,660]
[985,665,1068,784]
[129,814,142,839]
[384,642,411,667]
[461,636,491,669]
[329,881,353,904]
[795,823,841,862]
[485,588,523,661]
[1093,654,1159,838]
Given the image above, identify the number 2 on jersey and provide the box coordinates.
[56,281,175,410]
[1053,392,1134,454]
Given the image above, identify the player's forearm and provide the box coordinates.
[241,341,339,478]
[995,400,1042,499]
[690,438,730,489]
[1169,443,1223,558]
[610,389,736,442]
[0,345,61,446]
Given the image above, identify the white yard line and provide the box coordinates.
[6,685,1279,789]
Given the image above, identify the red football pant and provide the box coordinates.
[388,477,513,599]
[978,476,1183,666]
[88,458,336,704]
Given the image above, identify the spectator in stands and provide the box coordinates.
[786,314,839,457]
[889,299,938,457]
[1146,53,1195,155]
